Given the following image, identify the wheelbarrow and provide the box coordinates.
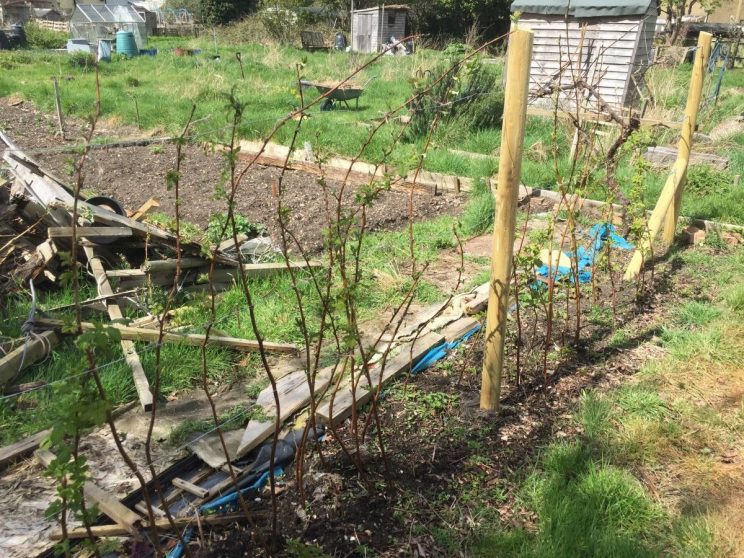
[298,78,374,110]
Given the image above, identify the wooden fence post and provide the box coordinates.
[480,27,533,411]
[662,31,712,244]
[624,32,712,281]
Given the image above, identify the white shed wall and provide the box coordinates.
[519,11,656,108]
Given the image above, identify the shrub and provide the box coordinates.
[68,51,96,70]
[206,212,265,244]
[406,54,504,141]
[24,21,68,50]
[685,165,734,197]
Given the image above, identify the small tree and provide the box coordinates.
[662,0,721,45]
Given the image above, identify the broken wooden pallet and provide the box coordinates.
[0,429,51,469]
[36,449,144,534]
[107,260,323,288]
[53,511,260,540]
[84,245,153,412]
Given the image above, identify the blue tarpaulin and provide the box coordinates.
[535,223,633,284]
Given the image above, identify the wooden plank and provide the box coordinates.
[134,501,166,517]
[129,198,160,221]
[52,511,257,540]
[83,246,153,412]
[35,318,299,355]
[441,317,480,343]
[108,260,323,288]
[236,366,334,457]
[36,449,143,534]
[47,227,133,239]
[83,481,143,533]
[0,331,59,387]
[172,477,209,498]
[0,429,51,469]
[316,331,445,426]
[142,257,207,272]
[43,289,140,313]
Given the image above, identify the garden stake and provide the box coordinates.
[51,77,65,139]
[625,32,712,280]
[481,27,533,411]
[662,31,712,244]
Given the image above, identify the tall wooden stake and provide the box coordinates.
[51,77,65,139]
[625,32,711,280]
[480,27,533,411]
[662,31,712,244]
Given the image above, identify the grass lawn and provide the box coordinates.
[0,216,460,445]
[2,37,743,224]
[469,242,744,557]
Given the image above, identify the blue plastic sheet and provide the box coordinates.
[411,323,482,374]
[535,223,633,285]
[167,468,284,558]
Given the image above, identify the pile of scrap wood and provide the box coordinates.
[22,292,485,556]
[0,131,318,412]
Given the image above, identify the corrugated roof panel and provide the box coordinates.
[74,3,145,23]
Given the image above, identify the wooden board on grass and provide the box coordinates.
[0,429,51,469]
[235,366,334,457]
[35,318,299,355]
[315,331,445,426]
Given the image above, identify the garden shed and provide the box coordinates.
[351,4,408,53]
[70,0,147,49]
[510,0,658,109]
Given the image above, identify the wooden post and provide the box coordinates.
[51,77,65,139]
[83,246,154,412]
[624,32,711,281]
[662,31,712,244]
[731,0,743,69]
[480,27,533,411]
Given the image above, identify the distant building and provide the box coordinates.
[351,5,408,53]
[510,0,658,109]
[33,7,64,20]
[1,0,56,25]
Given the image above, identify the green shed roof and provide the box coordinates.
[510,0,654,17]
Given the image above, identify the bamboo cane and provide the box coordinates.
[480,27,533,411]
[624,32,712,281]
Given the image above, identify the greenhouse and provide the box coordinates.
[70,1,147,49]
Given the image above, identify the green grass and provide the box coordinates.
[460,178,496,236]
[0,215,458,444]
[2,40,743,224]
[470,243,744,557]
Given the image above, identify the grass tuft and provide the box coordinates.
[460,179,496,236]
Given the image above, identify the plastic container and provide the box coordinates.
[115,30,137,58]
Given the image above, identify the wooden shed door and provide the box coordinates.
[355,13,374,52]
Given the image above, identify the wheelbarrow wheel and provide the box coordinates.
[321,98,334,111]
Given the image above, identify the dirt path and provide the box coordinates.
[0,98,462,253]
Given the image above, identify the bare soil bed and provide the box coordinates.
[0,99,463,252]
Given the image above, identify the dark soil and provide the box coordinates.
[0,99,463,253]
